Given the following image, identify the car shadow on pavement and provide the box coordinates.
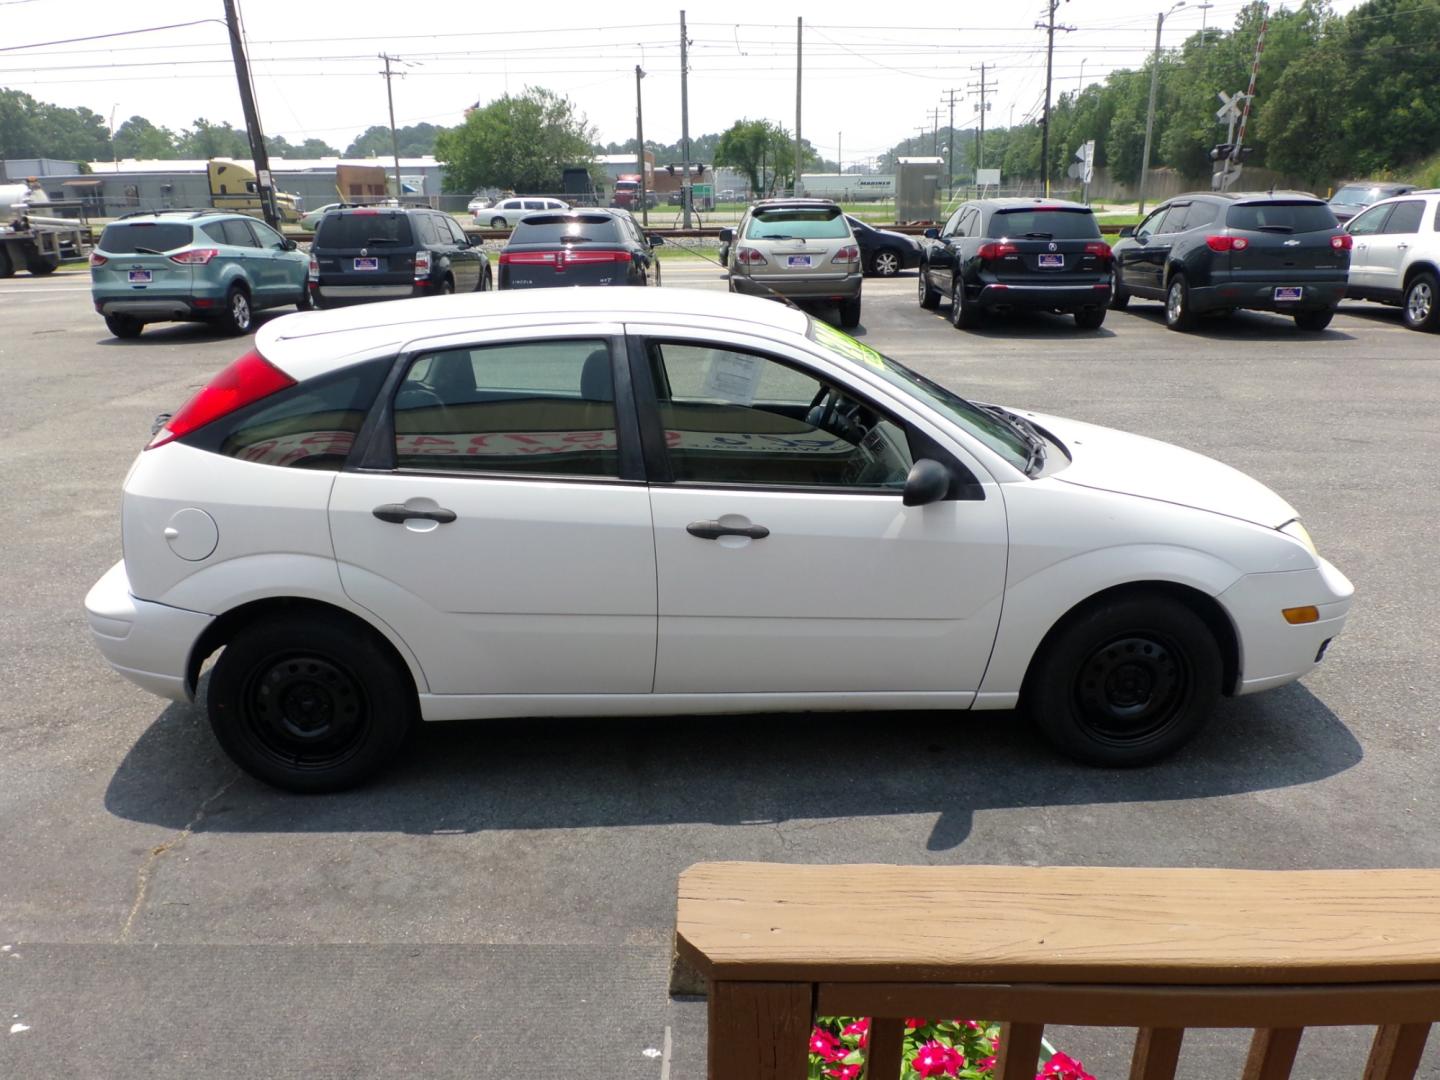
[1115,304,1358,341]
[92,312,290,347]
[105,681,1360,851]
[918,307,1118,339]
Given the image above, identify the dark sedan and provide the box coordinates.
[498,208,662,289]
[844,215,922,277]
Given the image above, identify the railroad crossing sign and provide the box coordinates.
[1216,91,1249,122]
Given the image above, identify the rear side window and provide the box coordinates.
[747,206,848,240]
[194,359,389,470]
[99,223,193,253]
[1226,202,1337,233]
[1382,200,1424,234]
[990,209,1101,239]
[316,212,414,247]
[1176,202,1219,231]
[511,215,621,243]
[222,219,258,248]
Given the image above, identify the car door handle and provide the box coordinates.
[372,503,457,525]
[686,520,770,540]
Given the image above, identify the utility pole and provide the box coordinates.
[944,89,959,197]
[927,106,943,158]
[837,131,842,174]
[1138,1,1186,216]
[1037,0,1075,197]
[635,64,648,227]
[380,53,405,204]
[794,17,803,196]
[969,63,994,173]
[222,0,278,228]
[680,10,692,228]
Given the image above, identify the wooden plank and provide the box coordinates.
[1362,1023,1432,1080]
[1242,1027,1303,1080]
[864,1018,904,1080]
[676,863,1440,986]
[708,981,812,1080]
[815,981,1440,1029]
[1128,1027,1184,1080]
[995,1021,1045,1080]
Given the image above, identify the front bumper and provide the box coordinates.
[1219,556,1354,696]
[977,281,1110,311]
[1190,280,1348,314]
[84,560,213,703]
[730,271,862,302]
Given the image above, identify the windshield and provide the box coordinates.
[315,212,414,247]
[1330,186,1384,206]
[806,320,1029,471]
[99,222,193,254]
[746,206,848,240]
[992,208,1101,239]
[1226,202,1337,233]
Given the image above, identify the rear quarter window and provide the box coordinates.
[315,213,414,248]
[510,216,621,243]
[1226,202,1338,233]
[990,209,1100,239]
[99,223,194,253]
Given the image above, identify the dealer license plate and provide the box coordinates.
[1038,253,1064,268]
[127,270,152,284]
[353,257,379,271]
[1274,286,1303,302]
[786,255,813,269]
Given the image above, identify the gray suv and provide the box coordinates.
[722,198,863,328]
[1344,189,1440,332]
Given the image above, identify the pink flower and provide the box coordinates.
[842,1019,870,1036]
[809,1027,846,1063]
[966,1020,982,1030]
[910,1039,963,1078]
[1038,1051,1096,1080]
[905,1017,929,1029]
[824,1066,863,1080]
[977,1055,997,1074]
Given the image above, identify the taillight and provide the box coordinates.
[414,250,432,280]
[1084,241,1112,261]
[735,246,768,266]
[831,245,859,263]
[1331,233,1353,251]
[977,242,1018,261]
[89,252,108,268]
[146,350,296,450]
[499,251,558,265]
[169,248,219,265]
[560,250,632,264]
[307,255,319,281]
[1205,235,1249,252]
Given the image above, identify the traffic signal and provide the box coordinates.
[1233,146,1255,163]
[1210,144,1235,161]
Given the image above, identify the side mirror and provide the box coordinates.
[923,227,939,239]
[283,238,298,251]
[902,459,951,507]
[718,227,734,243]
[648,233,664,246]
[1118,225,1136,239]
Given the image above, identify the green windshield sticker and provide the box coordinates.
[810,320,886,369]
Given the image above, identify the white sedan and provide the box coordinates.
[475,196,569,228]
[85,289,1352,792]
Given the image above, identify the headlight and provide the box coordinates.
[1279,519,1317,557]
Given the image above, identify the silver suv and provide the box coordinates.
[1345,189,1440,332]
[724,198,863,327]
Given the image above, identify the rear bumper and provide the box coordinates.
[977,281,1110,310]
[1219,556,1354,696]
[1190,280,1348,313]
[84,560,213,703]
[730,272,862,301]
[316,282,424,305]
[93,294,221,321]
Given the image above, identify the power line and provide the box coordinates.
[0,19,222,53]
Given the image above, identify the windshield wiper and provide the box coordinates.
[975,402,1047,475]
[131,247,163,256]
[366,237,402,245]
[1019,232,1054,239]
[1255,225,1295,233]
[758,234,799,241]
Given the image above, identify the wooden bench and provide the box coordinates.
[671,862,1440,1080]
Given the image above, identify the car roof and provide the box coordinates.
[256,289,813,382]
[752,198,841,208]
[109,208,242,223]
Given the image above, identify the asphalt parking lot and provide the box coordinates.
[1,264,1437,1079]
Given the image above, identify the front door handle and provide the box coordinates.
[373,503,457,525]
[686,520,770,541]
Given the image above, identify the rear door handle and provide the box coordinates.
[373,503,457,524]
[686,520,770,541]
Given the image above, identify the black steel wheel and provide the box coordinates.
[1022,594,1221,767]
[208,613,416,792]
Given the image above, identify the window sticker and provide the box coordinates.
[700,351,766,405]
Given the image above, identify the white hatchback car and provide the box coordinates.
[85,289,1352,792]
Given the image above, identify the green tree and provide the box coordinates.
[346,121,445,159]
[434,88,593,193]
[176,118,250,159]
[111,115,179,159]
[715,119,817,195]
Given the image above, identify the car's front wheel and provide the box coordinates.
[1403,271,1439,332]
[1023,594,1222,767]
[870,249,901,277]
[104,313,143,339]
[219,284,253,335]
[207,612,416,793]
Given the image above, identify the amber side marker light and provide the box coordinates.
[1283,606,1320,625]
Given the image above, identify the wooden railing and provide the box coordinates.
[671,863,1440,1080]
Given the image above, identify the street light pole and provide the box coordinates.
[1137,1,1184,217]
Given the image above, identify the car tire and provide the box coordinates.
[207,612,416,793]
[479,267,492,292]
[871,249,901,277]
[653,262,662,288]
[1074,306,1107,330]
[489,216,507,229]
[918,265,941,309]
[1402,271,1439,332]
[1022,594,1222,768]
[838,295,862,329]
[295,287,316,313]
[25,250,60,276]
[104,314,143,339]
[0,244,13,278]
[438,275,455,295]
[1108,263,1130,310]
[951,281,981,329]
[1164,273,1196,332]
[218,283,253,336]
[1294,307,1334,332]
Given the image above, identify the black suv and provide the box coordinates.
[918,198,1111,330]
[309,206,490,308]
[497,207,662,289]
[1109,192,1350,331]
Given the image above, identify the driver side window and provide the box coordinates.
[1136,207,1169,240]
[646,342,914,490]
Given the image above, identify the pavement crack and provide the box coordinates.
[118,773,239,943]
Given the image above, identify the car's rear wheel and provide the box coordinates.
[1164,273,1196,331]
[1403,271,1439,332]
[219,284,253,335]
[838,295,862,329]
[1075,306,1107,330]
[438,275,455,295]
[207,613,416,793]
[295,286,316,313]
[871,249,901,277]
[25,250,60,275]
[479,267,492,292]
[951,281,981,329]
[918,265,940,309]
[1108,264,1130,310]
[1294,307,1334,331]
[104,314,143,339]
[489,216,507,229]
[1023,594,1221,767]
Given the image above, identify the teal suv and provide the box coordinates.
[90,209,311,339]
